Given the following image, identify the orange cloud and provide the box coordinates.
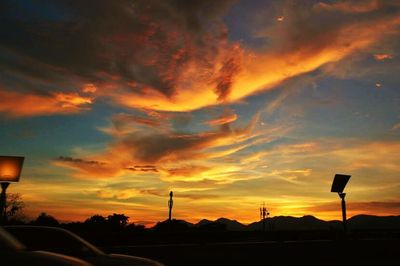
[109,129,250,166]
[81,83,97,93]
[55,111,262,179]
[2,1,399,117]
[164,165,210,178]
[106,10,400,112]
[268,139,400,171]
[0,90,93,117]
[322,141,400,171]
[126,165,158,172]
[93,188,141,200]
[307,201,400,219]
[54,156,122,178]
[373,53,393,61]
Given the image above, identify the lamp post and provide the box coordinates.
[0,156,24,224]
[331,174,351,233]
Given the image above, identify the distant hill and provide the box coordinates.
[196,219,213,227]
[153,219,194,231]
[195,218,247,231]
[348,215,400,230]
[248,215,343,231]
[214,218,248,231]
[178,215,400,231]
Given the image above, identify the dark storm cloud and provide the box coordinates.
[0,0,236,97]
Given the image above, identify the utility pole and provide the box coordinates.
[168,191,173,222]
[260,202,269,232]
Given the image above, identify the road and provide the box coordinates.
[104,238,400,266]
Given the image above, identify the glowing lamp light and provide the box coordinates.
[0,156,25,182]
[0,156,25,224]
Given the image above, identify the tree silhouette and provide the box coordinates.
[33,212,59,226]
[5,193,25,223]
[85,214,106,224]
[107,213,129,228]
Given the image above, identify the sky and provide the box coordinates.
[0,0,399,226]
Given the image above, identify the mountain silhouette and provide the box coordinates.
[176,215,400,231]
[214,218,248,231]
[196,219,213,227]
[248,215,343,231]
[153,219,194,231]
[195,218,247,231]
[347,215,400,230]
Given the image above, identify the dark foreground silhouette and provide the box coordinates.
[105,238,399,266]
[4,213,400,265]
[4,226,164,266]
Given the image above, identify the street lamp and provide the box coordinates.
[331,174,351,233]
[0,156,24,224]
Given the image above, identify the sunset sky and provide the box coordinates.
[1,0,399,226]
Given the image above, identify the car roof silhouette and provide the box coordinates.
[5,225,164,266]
[0,227,91,266]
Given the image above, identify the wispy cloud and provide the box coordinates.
[307,201,400,219]
[54,110,262,179]
[205,110,238,126]
[0,90,93,117]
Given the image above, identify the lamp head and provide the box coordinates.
[331,174,351,193]
[0,156,25,182]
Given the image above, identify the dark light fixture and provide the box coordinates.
[331,174,351,233]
